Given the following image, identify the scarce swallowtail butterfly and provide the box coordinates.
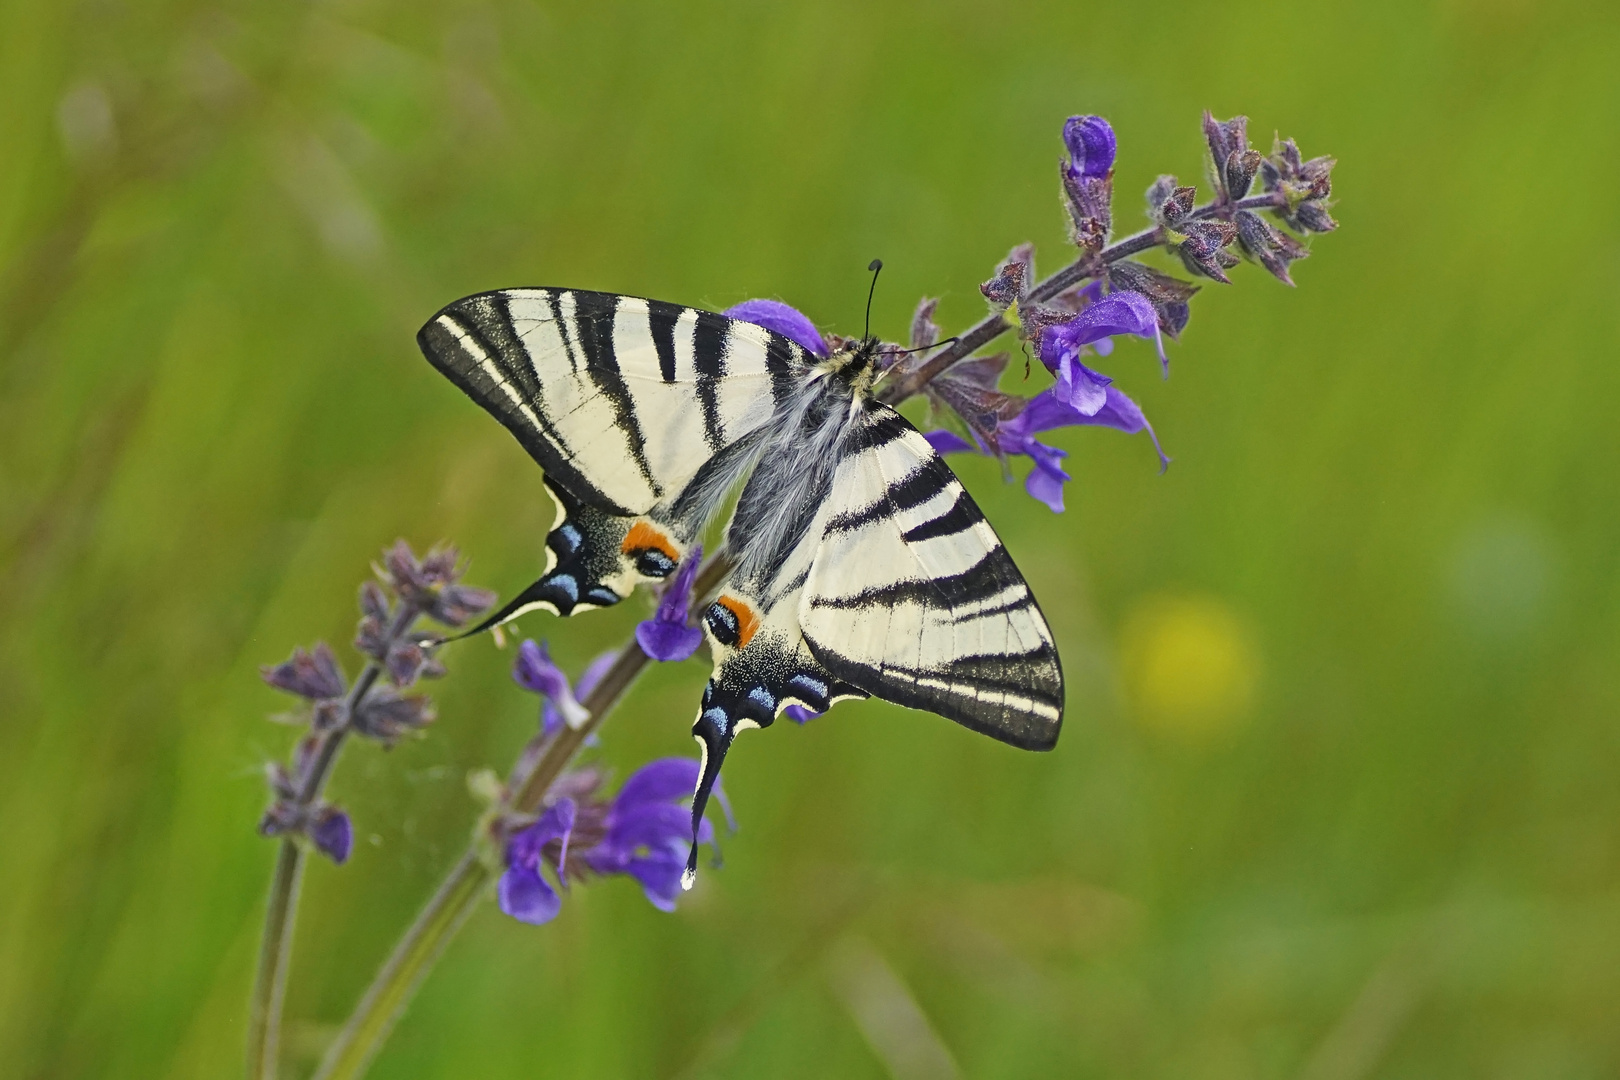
[419,286,1063,887]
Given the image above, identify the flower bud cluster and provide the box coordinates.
[1061,115,1115,252]
[913,110,1338,510]
[1262,136,1338,234]
[256,541,494,863]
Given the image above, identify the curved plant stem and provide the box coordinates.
[247,606,416,1080]
[309,852,489,1080]
[246,841,304,1080]
[311,554,735,1080]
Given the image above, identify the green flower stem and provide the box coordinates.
[311,553,735,1080]
[308,851,489,1080]
[246,840,304,1080]
[247,604,417,1080]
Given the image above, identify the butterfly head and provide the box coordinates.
[818,334,883,395]
[814,256,884,396]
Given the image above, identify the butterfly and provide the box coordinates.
[419,286,1063,887]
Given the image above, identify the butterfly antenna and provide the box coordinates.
[889,335,960,357]
[863,258,883,342]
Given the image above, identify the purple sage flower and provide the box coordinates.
[1063,115,1116,180]
[310,806,353,865]
[498,799,577,925]
[635,545,705,663]
[723,299,829,357]
[784,705,821,724]
[585,757,730,912]
[514,639,588,731]
[1037,292,1169,409]
[929,385,1168,512]
[261,643,347,701]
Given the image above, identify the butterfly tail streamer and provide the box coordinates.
[447,574,575,641]
[683,707,737,890]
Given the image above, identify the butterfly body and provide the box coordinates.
[420,287,1063,882]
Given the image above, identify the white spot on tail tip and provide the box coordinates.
[680,867,696,891]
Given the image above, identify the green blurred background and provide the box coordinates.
[3,1,1617,1077]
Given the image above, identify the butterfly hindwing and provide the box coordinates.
[800,407,1064,751]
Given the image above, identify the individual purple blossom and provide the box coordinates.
[784,705,821,723]
[514,639,588,730]
[309,806,353,865]
[1063,115,1116,180]
[636,545,704,662]
[350,688,435,744]
[498,799,577,925]
[1037,292,1168,412]
[261,643,346,700]
[586,757,730,912]
[724,299,829,357]
[928,385,1168,512]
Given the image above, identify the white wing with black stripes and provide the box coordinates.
[801,408,1063,751]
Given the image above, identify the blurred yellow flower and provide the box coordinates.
[1120,593,1260,739]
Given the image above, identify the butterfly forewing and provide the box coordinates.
[418,288,796,518]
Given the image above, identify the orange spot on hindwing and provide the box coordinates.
[620,520,680,578]
[709,595,761,649]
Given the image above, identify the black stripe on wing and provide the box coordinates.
[898,489,985,543]
[572,293,662,498]
[806,546,1020,611]
[545,291,580,371]
[693,310,729,451]
[648,298,682,382]
[418,297,634,517]
[825,454,957,535]
[807,638,1063,750]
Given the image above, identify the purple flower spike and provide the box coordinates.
[310,806,353,865]
[1064,115,1116,179]
[613,757,700,806]
[515,640,588,729]
[724,300,829,357]
[1067,386,1172,473]
[636,545,705,663]
[533,649,620,739]
[498,799,577,926]
[925,430,976,455]
[784,704,822,724]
